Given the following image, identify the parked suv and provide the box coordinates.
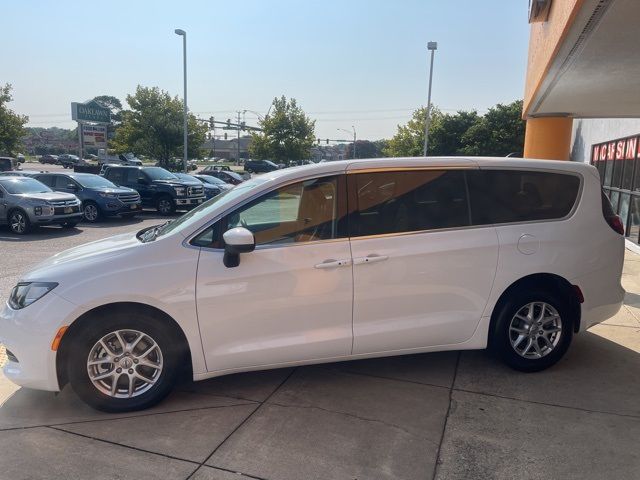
[0,176,82,234]
[0,157,20,172]
[244,159,279,174]
[39,154,59,165]
[35,172,142,222]
[57,154,82,169]
[102,165,205,214]
[0,157,625,412]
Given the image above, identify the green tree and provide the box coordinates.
[345,139,387,159]
[384,100,525,157]
[460,100,525,156]
[93,95,123,124]
[112,86,207,168]
[249,96,315,164]
[0,84,29,155]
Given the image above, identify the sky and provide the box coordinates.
[2,0,530,141]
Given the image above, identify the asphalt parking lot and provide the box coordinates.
[1,186,640,479]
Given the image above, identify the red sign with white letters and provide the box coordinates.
[591,134,640,164]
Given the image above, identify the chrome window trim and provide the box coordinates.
[182,166,585,250]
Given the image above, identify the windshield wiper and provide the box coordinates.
[138,220,171,243]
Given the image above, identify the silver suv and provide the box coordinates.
[0,176,83,234]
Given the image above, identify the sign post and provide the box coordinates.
[71,100,111,160]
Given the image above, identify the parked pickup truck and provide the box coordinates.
[102,165,205,214]
[97,150,143,166]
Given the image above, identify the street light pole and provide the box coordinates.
[423,41,437,157]
[175,29,188,172]
[338,126,357,159]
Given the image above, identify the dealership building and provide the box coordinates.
[523,0,640,248]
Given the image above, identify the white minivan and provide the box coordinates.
[1,157,625,412]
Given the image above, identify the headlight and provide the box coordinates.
[174,187,186,196]
[8,282,58,310]
[98,192,117,198]
[34,205,55,216]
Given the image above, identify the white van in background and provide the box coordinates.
[0,157,625,412]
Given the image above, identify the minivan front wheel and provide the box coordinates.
[67,312,181,412]
[493,290,573,372]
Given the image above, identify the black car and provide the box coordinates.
[39,154,59,165]
[244,159,279,174]
[102,165,205,214]
[203,169,245,185]
[58,154,82,169]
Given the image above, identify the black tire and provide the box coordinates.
[156,195,176,215]
[245,168,252,174]
[492,289,573,372]
[8,209,31,235]
[62,221,79,229]
[67,311,182,412]
[82,201,101,223]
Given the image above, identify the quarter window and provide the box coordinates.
[349,170,470,237]
[467,170,580,224]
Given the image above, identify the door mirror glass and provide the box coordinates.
[137,177,148,185]
[222,227,255,267]
[67,183,78,191]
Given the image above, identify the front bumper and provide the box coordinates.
[101,201,143,216]
[175,196,205,208]
[33,212,83,225]
[0,292,77,391]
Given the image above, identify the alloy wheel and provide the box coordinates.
[87,329,163,398]
[509,302,562,359]
[84,204,98,222]
[10,212,26,234]
[158,199,172,214]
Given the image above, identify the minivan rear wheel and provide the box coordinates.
[67,312,181,412]
[492,289,573,372]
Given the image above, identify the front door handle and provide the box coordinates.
[314,259,351,269]
[353,254,389,265]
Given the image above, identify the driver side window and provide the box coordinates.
[192,175,345,248]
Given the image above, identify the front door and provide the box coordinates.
[195,174,353,372]
[348,168,499,354]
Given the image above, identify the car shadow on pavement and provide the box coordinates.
[624,292,640,308]
[1,331,638,428]
[77,211,177,229]
[0,226,84,242]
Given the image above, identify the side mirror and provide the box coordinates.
[223,227,255,268]
[137,178,148,185]
[67,183,78,191]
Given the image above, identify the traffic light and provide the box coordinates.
[240,122,246,131]
[226,119,231,128]
[209,117,214,128]
[326,139,329,145]
[224,132,228,140]
[317,138,320,145]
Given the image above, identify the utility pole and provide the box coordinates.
[423,41,438,157]
[236,111,241,165]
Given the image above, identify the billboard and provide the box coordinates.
[71,100,111,123]
[82,124,107,148]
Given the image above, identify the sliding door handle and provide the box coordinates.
[314,259,352,269]
[353,254,389,265]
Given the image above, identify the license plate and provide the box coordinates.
[64,207,72,214]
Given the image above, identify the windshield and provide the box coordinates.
[0,177,52,194]
[174,173,197,182]
[198,175,225,185]
[74,175,117,188]
[144,167,178,181]
[153,177,269,239]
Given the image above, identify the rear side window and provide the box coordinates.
[106,168,125,184]
[467,170,580,225]
[349,170,470,237]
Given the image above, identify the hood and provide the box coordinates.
[153,179,201,187]
[17,192,78,202]
[23,232,142,282]
[91,186,136,195]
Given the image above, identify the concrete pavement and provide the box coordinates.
[1,214,639,479]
